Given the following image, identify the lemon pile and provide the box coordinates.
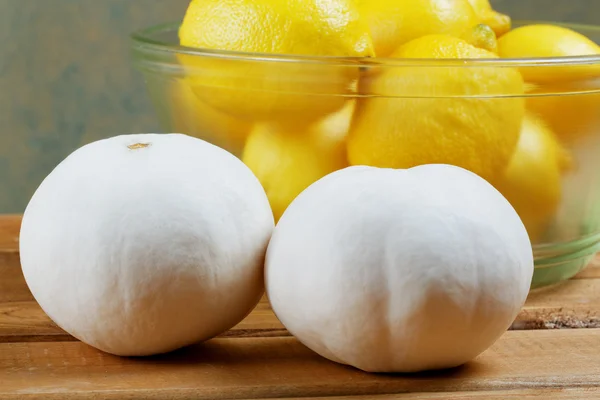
[176,0,600,240]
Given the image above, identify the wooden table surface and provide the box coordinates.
[1,215,599,399]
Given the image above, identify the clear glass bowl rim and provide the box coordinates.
[131,21,600,68]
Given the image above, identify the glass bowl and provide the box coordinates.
[131,21,600,289]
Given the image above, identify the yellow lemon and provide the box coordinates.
[359,0,479,57]
[526,80,600,144]
[348,35,525,182]
[460,23,498,53]
[495,114,572,242]
[179,0,373,124]
[499,25,600,143]
[467,0,511,37]
[242,102,353,220]
[498,24,600,83]
[163,79,252,156]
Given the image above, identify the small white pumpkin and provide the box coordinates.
[266,164,533,373]
[20,134,274,356]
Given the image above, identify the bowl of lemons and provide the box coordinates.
[131,0,600,288]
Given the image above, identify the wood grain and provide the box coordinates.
[0,215,20,251]
[280,388,600,399]
[0,252,32,303]
[0,330,599,399]
[0,301,67,343]
[513,278,600,329]
[0,299,286,344]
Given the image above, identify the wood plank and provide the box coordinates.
[0,299,287,344]
[0,215,20,251]
[513,278,600,329]
[0,330,598,399]
[0,301,67,343]
[9,390,598,400]
[0,252,32,303]
[279,388,600,399]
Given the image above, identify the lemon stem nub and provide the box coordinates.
[128,143,151,150]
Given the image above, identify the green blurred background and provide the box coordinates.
[1,0,598,212]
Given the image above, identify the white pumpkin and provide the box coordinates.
[266,164,533,373]
[20,133,274,356]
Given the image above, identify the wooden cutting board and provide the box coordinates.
[1,215,599,399]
